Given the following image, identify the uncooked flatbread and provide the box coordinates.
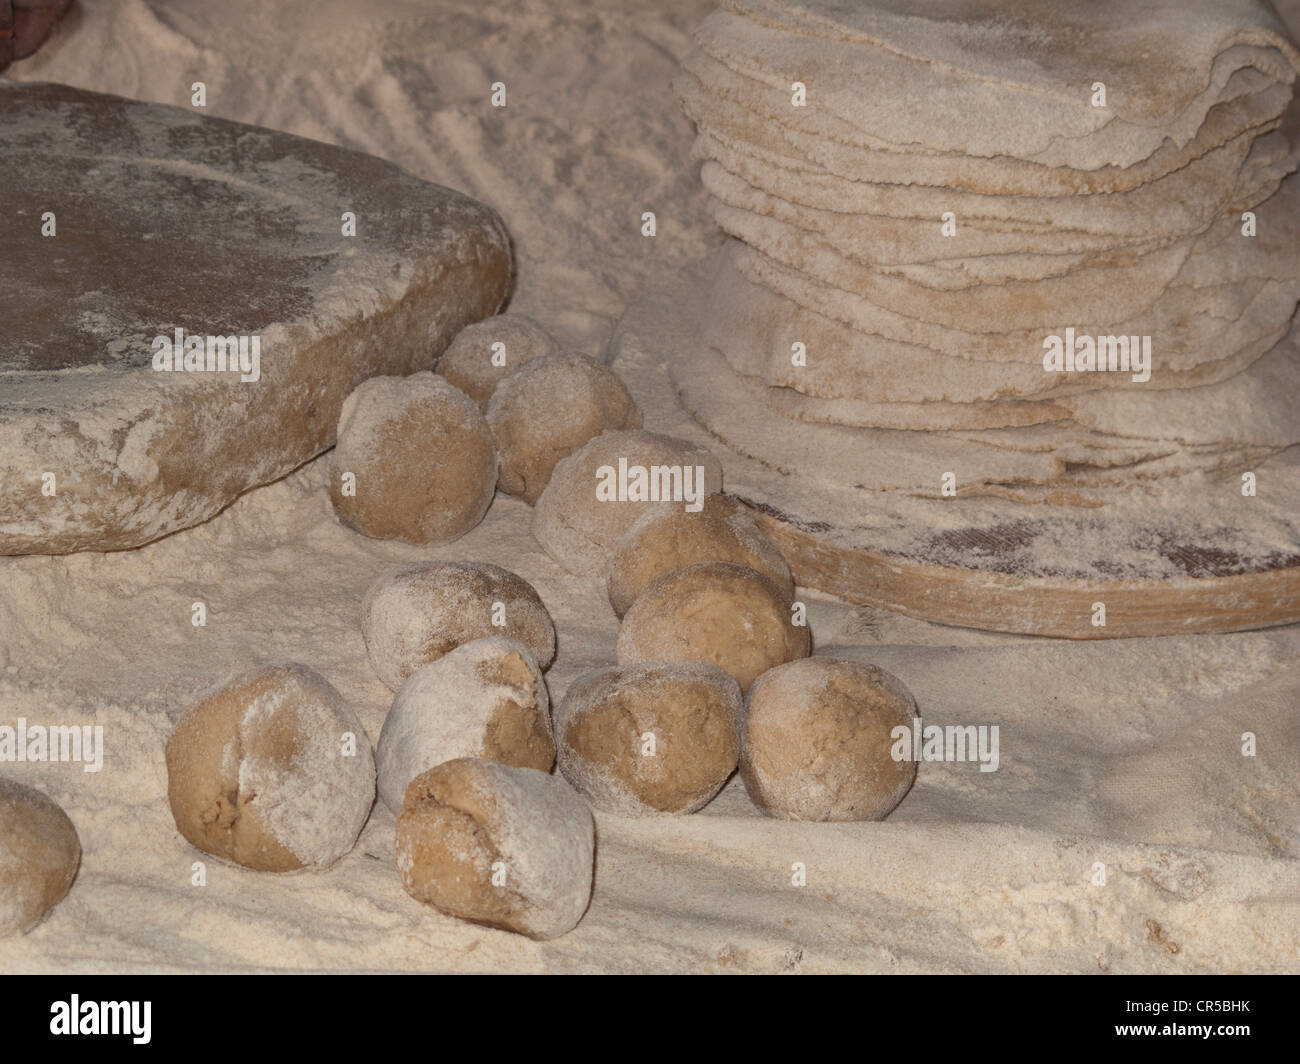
[726,171,1300,368]
[756,331,1300,446]
[677,57,1292,196]
[0,82,512,555]
[698,160,1181,264]
[668,337,1280,502]
[688,108,1294,240]
[707,244,1298,407]
[704,2,1299,167]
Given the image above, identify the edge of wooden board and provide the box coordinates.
[746,502,1300,639]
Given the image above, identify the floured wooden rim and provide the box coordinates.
[609,256,1300,639]
[741,498,1300,638]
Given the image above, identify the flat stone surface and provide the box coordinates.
[0,81,511,554]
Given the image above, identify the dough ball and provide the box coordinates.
[362,561,556,691]
[330,372,496,545]
[376,636,553,813]
[741,658,918,822]
[555,662,741,816]
[396,757,594,939]
[437,313,559,409]
[165,664,376,872]
[532,429,724,575]
[487,354,641,504]
[607,493,794,617]
[0,779,80,937]
[617,561,809,690]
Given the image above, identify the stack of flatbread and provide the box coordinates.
[671,0,1300,503]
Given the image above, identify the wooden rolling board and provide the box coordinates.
[0,82,510,555]
[608,256,1300,638]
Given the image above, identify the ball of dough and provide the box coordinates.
[165,664,377,872]
[617,561,809,690]
[0,779,80,937]
[362,561,556,691]
[607,493,794,617]
[741,658,918,822]
[555,662,741,816]
[532,429,724,575]
[487,354,641,504]
[330,372,496,545]
[396,758,594,939]
[437,313,559,409]
[376,636,554,812]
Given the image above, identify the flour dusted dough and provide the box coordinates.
[617,561,810,690]
[362,561,556,691]
[741,658,918,822]
[165,665,376,872]
[437,314,560,410]
[375,636,554,813]
[607,492,793,617]
[555,662,742,816]
[487,353,641,503]
[532,429,724,575]
[0,779,80,936]
[395,758,594,939]
[330,372,496,545]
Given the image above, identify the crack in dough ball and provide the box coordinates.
[376,636,554,813]
[395,758,594,939]
[330,372,496,545]
[532,429,724,575]
[555,662,742,816]
[437,313,560,410]
[362,561,556,691]
[487,354,642,504]
[0,779,80,937]
[607,493,795,617]
[165,664,377,872]
[617,561,810,690]
[741,658,919,822]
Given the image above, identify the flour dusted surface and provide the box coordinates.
[2,0,1299,973]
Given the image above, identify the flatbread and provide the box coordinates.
[689,113,1295,238]
[699,161,1181,264]
[669,336,1279,502]
[705,2,1299,167]
[677,59,1292,197]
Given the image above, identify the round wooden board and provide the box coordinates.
[0,82,509,556]
[608,256,1300,639]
